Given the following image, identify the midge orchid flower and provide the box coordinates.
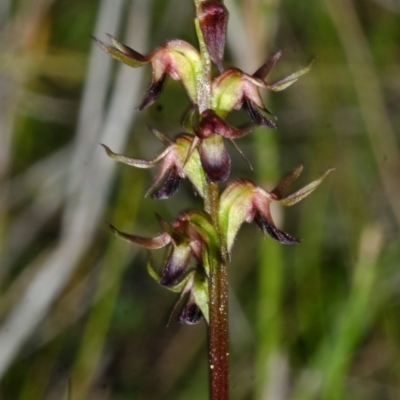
[101,128,207,199]
[92,35,203,109]
[94,1,332,398]
[107,211,219,324]
[219,165,334,254]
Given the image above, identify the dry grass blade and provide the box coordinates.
[0,0,149,378]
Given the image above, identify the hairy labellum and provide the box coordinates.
[160,244,192,287]
[254,212,298,244]
[200,135,231,182]
[151,167,183,199]
[180,300,203,325]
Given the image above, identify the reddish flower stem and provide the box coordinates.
[208,262,229,400]
[195,5,230,397]
[207,185,229,399]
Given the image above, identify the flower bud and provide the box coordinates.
[198,1,229,72]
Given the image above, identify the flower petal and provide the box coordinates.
[243,98,277,129]
[191,270,209,323]
[101,143,172,168]
[146,252,161,282]
[254,209,299,244]
[160,243,193,287]
[149,126,174,145]
[219,180,257,253]
[198,1,229,72]
[154,40,203,104]
[156,213,189,245]
[200,135,231,182]
[136,73,167,110]
[148,255,195,294]
[150,167,183,199]
[211,68,244,116]
[253,50,282,80]
[276,168,334,206]
[176,135,207,198]
[182,106,198,135]
[267,58,315,92]
[91,35,148,67]
[107,223,171,249]
[198,109,255,139]
[272,164,304,198]
[180,294,204,325]
[107,34,147,62]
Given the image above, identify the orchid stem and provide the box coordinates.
[195,4,230,399]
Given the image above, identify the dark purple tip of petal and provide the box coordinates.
[179,301,203,325]
[255,213,299,244]
[244,98,278,129]
[136,74,167,110]
[160,266,185,287]
[160,245,192,287]
[151,168,183,199]
[199,1,229,72]
[200,139,231,182]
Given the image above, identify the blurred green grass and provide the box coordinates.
[1,0,400,399]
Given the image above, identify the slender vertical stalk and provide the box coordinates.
[206,181,229,400]
[195,5,230,399]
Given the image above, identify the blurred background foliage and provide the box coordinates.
[0,0,400,399]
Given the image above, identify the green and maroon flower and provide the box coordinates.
[101,128,207,199]
[92,35,203,108]
[107,211,219,324]
[219,165,334,254]
[211,51,314,126]
[183,108,254,182]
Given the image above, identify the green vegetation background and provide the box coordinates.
[1,0,400,399]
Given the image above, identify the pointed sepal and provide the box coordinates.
[91,35,148,67]
[274,167,334,206]
[253,50,282,80]
[267,58,315,92]
[106,223,171,249]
